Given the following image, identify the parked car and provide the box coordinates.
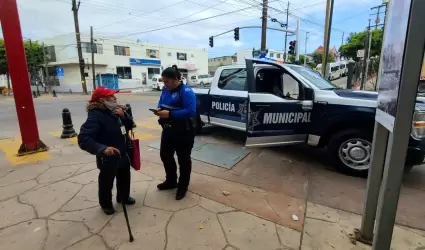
[151,75,164,91]
[190,74,213,87]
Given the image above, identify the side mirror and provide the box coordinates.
[304,88,314,100]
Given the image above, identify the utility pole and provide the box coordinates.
[361,19,371,90]
[341,32,344,47]
[90,26,96,91]
[371,4,385,30]
[42,42,49,92]
[72,0,87,94]
[283,1,289,62]
[304,32,309,66]
[321,0,335,78]
[260,0,268,53]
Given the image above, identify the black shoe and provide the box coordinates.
[102,207,115,215]
[117,197,136,205]
[157,181,177,191]
[175,188,187,200]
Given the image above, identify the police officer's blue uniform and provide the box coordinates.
[157,83,197,194]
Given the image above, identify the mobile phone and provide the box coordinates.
[149,108,158,113]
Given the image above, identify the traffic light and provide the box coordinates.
[209,36,214,48]
[234,27,240,41]
[288,40,296,55]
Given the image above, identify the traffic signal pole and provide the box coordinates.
[295,19,300,61]
[0,0,48,155]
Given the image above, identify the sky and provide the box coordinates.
[1,0,383,58]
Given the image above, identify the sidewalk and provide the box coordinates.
[0,138,424,250]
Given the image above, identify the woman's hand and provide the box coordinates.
[113,108,125,117]
[155,110,170,118]
[103,147,120,156]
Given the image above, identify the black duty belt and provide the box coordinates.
[161,123,173,129]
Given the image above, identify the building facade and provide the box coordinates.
[41,34,208,92]
[208,55,236,74]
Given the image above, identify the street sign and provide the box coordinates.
[357,49,365,58]
[56,67,64,80]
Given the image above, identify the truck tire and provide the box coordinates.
[328,129,372,176]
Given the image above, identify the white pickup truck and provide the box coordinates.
[192,58,425,176]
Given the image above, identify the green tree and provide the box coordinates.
[312,52,335,64]
[339,29,383,60]
[287,54,308,64]
[0,39,45,87]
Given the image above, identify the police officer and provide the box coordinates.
[154,65,197,200]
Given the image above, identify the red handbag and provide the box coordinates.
[129,131,141,170]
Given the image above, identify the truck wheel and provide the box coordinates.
[328,129,372,176]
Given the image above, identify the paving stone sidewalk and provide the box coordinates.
[0,142,424,250]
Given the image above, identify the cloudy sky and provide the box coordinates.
[3,0,380,58]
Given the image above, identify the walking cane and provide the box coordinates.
[114,155,135,243]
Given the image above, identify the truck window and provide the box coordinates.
[282,73,299,99]
[218,68,247,91]
[254,68,299,99]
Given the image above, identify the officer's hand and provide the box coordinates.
[103,147,120,156]
[156,110,170,118]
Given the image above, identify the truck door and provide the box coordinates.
[245,59,314,147]
[208,67,248,131]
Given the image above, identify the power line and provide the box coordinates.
[109,0,242,38]
[110,5,258,39]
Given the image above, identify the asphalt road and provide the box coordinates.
[0,92,162,139]
[331,76,348,88]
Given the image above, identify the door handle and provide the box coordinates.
[256,104,270,107]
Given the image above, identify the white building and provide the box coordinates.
[236,48,286,64]
[41,34,208,92]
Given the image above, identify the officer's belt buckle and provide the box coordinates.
[162,124,172,129]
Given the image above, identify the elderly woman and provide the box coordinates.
[78,86,135,215]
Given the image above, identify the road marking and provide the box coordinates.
[136,116,161,130]
[49,130,158,144]
[49,131,78,144]
[0,137,51,166]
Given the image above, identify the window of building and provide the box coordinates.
[191,54,194,58]
[270,52,275,57]
[177,52,187,61]
[217,68,247,91]
[168,52,172,56]
[81,42,103,54]
[116,66,132,79]
[146,49,159,58]
[148,67,160,79]
[114,46,130,56]
[277,53,281,58]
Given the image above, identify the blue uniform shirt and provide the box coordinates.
[157,84,197,119]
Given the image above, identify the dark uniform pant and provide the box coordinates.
[98,156,131,209]
[160,128,195,189]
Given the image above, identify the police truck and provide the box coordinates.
[193,58,425,176]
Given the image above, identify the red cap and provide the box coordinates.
[90,86,119,102]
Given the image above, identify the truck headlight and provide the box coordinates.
[412,111,425,139]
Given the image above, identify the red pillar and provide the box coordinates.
[0,0,47,155]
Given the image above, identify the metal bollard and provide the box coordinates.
[125,104,137,128]
[61,108,78,138]
[346,59,355,89]
[52,90,57,97]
